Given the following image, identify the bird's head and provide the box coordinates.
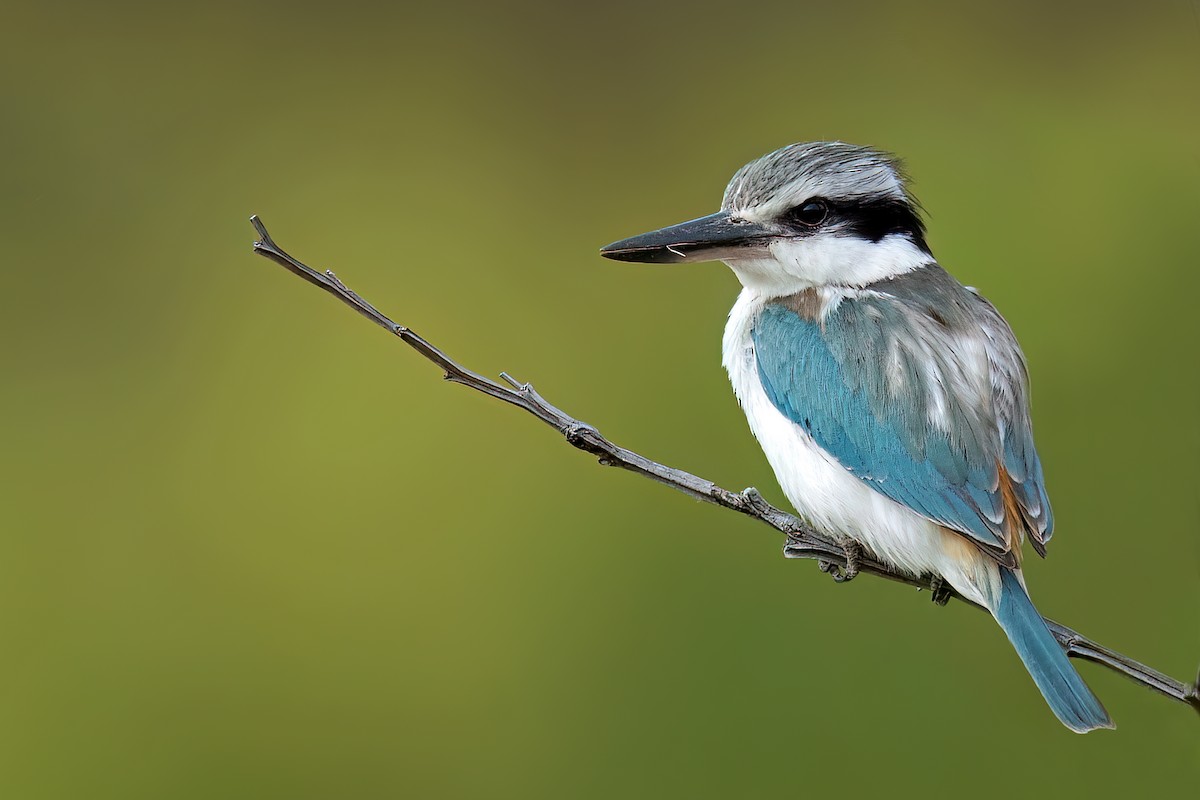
[601,142,934,296]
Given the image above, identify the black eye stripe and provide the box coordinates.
[782,197,930,254]
[837,198,929,252]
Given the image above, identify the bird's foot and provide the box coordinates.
[928,575,952,606]
[818,540,862,583]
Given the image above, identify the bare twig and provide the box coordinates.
[249,215,1199,716]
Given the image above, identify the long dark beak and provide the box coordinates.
[600,211,773,264]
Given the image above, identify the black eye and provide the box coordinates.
[790,199,829,227]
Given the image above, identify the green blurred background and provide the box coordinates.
[3,0,1198,796]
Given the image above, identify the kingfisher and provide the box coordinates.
[599,142,1112,733]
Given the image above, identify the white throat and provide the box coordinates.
[722,234,932,297]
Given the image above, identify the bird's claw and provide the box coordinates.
[817,559,844,580]
[929,575,952,606]
[740,487,769,513]
[818,540,861,583]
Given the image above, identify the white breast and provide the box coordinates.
[720,288,999,606]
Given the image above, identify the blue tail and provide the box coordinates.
[994,569,1113,733]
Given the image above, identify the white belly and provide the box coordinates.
[721,288,998,606]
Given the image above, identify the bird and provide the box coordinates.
[599,141,1113,733]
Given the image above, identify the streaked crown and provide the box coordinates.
[723,142,916,222]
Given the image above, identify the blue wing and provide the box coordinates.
[752,267,1052,562]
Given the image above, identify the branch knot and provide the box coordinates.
[565,422,599,448]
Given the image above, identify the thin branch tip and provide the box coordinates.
[248,216,1200,720]
[249,214,271,245]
